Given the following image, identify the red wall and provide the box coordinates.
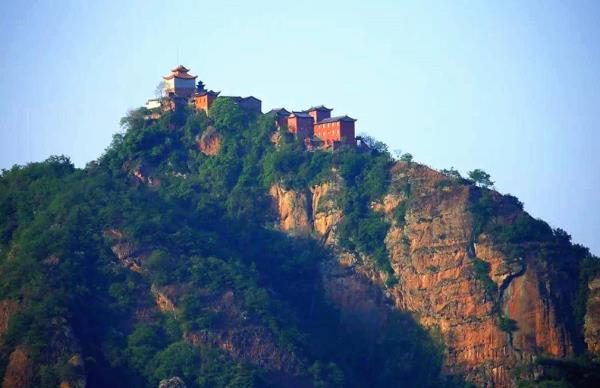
[288,116,314,138]
[194,94,217,114]
[314,121,355,144]
[308,109,331,123]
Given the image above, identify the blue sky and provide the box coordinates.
[1,0,599,254]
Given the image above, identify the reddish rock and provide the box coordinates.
[198,126,221,156]
[585,275,600,355]
[0,300,19,340]
[269,162,581,387]
[2,346,32,388]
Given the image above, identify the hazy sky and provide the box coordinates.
[1,0,599,254]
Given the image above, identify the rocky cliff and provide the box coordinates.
[586,275,600,356]
[2,100,597,387]
[270,161,585,387]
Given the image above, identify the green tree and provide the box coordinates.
[441,167,462,179]
[208,97,246,132]
[400,153,413,163]
[468,168,494,188]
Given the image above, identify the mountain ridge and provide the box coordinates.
[0,97,599,387]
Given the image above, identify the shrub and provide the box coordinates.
[497,315,518,333]
[393,202,408,226]
[472,258,497,296]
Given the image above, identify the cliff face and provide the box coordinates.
[197,126,221,156]
[2,346,32,388]
[104,230,304,382]
[269,162,581,387]
[1,320,85,388]
[586,275,600,355]
[0,300,18,339]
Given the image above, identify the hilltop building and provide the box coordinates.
[287,112,314,139]
[268,108,291,129]
[145,98,161,110]
[230,96,262,115]
[306,106,333,124]
[144,65,262,117]
[313,115,356,145]
[163,65,197,98]
[145,65,357,148]
[266,104,356,147]
[194,90,220,114]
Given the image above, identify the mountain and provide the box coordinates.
[0,97,599,388]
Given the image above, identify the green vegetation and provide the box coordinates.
[400,152,413,163]
[0,101,452,387]
[393,201,408,226]
[467,168,494,188]
[518,357,600,387]
[2,96,598,387]
[497,314,518,333]
[263,123,398,282]
[471,257,497,297]
[441,167,462,179]
[468,183,600,345]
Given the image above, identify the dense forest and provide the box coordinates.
[0,98,599,387]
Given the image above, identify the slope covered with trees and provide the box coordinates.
[0,98,598,387]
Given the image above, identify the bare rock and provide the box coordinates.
[158,377,187,388]
[585,275,600,355]
[198,126,221,156]
[2,346,32,388]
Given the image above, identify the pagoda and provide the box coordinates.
[163,65,197,98]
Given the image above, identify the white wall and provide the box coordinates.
[173,78,195,89]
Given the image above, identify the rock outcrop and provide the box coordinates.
[2,346,32,388]
[178,286,303,375]
[586,275,600,355]
[269,178,342,242]
[269,185,311,235]
[104,231,304,379]
[269,162,582,387]
[2,320,85,388]
[158,377,187,388]
[104,228,147,272]
[0,300,19,340]
[197,126,221,156]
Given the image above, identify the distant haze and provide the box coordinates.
[1,0,598,254]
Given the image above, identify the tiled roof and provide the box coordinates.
[163,73,197,80]
[242,96,261,102]
[290,111,313,118]
[227,96,261,103]
[171,65,190,72]
[267,108,291,116]
[316,115,356,123]
[196,90,220,97]
[306,105,333,112]
[163,65,197,80]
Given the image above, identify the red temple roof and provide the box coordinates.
[316,115,356,123]
[163,65,197,80]
[172,65,189,72]
[196,90,221,97]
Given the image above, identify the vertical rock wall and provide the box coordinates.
[269,161,582,387]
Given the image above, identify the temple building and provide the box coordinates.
[163,65,197,97]
[267,108,291,129]
[230,96,262,115]
[287,112,314,139]
[313,115,356,145]
[268,103,357,146]
[194,90,220,114]
[306,105,333,124]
